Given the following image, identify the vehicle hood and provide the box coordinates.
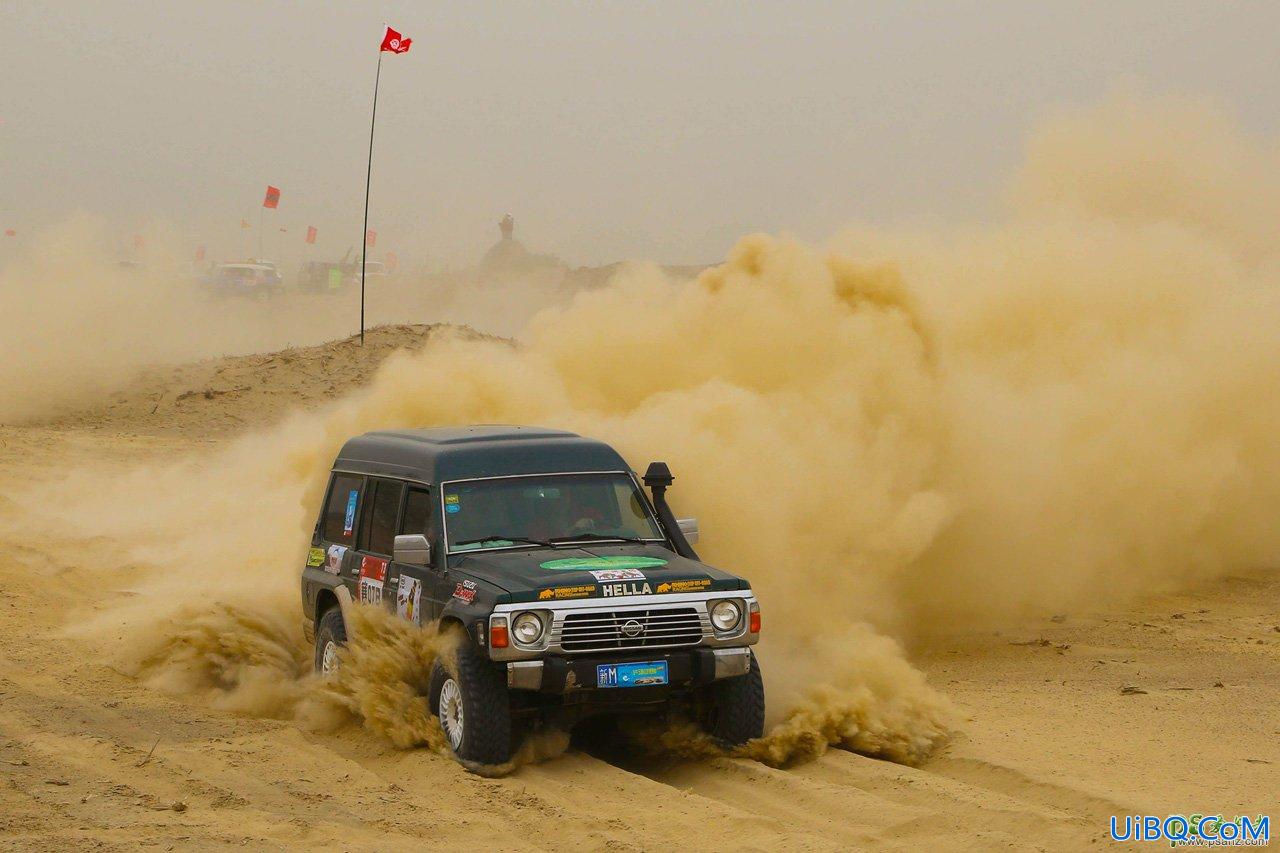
[449,544,746,603]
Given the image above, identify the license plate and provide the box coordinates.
[597,660,668,688]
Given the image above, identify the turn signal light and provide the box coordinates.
[490,621,509,648]
[749,607,761,634]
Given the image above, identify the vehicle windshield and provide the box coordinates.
[443,473,664,552]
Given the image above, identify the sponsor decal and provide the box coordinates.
[306,547,325,568]
[601,581,652,597]
[536,584,594,601]
[396,576,422,624]
[445,494,461,514]
[656,578,711,594]
[539,556,668,572]
[452,579,477,604]
[325,544,347,575]
[343,490,359,536]
[359,555,388,605]
[588,568,646,582]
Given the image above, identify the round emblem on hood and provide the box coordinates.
[620,619,644,638]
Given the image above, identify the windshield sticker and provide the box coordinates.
[359,555,387,605]
[537,584,595,601]
[540,556,668,572]
[306,547,325,568]
[397,576,422,624]
[343,490,359,536]
[656,579,711,593]
[325,544,347,575]
[452,579,477,604]
[588,568,646,582]
[445,494,460,514]
[601,581,652,597]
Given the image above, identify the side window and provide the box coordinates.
[322,473,364,545]
[400,487,432,537]
[362,479,405,556]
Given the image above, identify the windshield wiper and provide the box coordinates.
[548,532,649,545]
[453,535,552,548]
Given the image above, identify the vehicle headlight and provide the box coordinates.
[512,611,545,645]
[710,600,742,632]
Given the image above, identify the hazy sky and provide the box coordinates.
[3,1,1278,267]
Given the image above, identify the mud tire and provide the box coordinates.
[429,640,513,766]
[313,607,347,675]
[704,650,765,747]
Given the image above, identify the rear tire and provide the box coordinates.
[428,640,513,766]
[703,650,765,747]
[314,607,347,676]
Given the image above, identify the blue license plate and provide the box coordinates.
[597,660,668,688]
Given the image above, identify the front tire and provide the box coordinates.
[314,607,347,676]
[428,640,512,766]
[703,650,765,747]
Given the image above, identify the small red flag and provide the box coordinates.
[380,26,412,54]
[305,226,317,245]
[263,185,281,209]
[195,245,206,261]
[366,229,377,247]
[3,229,14,237]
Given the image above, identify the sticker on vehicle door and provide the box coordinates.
[396,575,422,624]
[597,661,668,688]
[359,555,387,605]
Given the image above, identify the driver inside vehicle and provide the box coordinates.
[445,474,659,551]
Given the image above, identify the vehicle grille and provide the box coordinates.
[557,607,705,653]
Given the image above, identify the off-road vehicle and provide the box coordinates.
[301,426,764,765]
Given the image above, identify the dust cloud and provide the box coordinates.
[0,219,572,424]
[16,92,1280,770]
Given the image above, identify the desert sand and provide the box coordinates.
[0,322,1274,852]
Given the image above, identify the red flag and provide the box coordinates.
[263,185,281,209]
[305,226,317,245]
[3,229,14,237]
[366,229,377,247]
[195,245,206,261]
[380,26,412,54]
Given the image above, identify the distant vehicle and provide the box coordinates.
[346,260,388,286]
[206,262,284,299]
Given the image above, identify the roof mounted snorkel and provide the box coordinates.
[644,461,699,559]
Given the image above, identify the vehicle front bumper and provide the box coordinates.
[506,646,752,693]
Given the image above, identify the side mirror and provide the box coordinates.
[393,534,431,566]
[676,517,699,546]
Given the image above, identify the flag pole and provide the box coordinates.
[359,47,384,347]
